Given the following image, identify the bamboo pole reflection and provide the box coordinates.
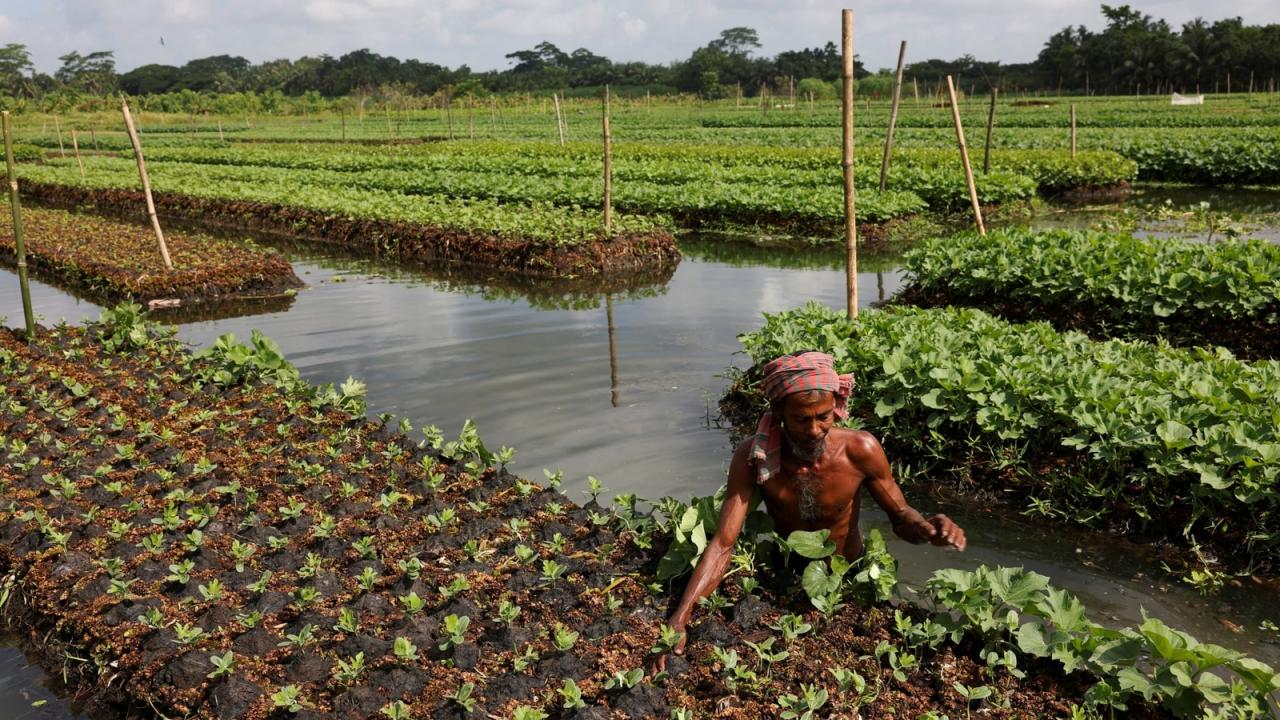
[606,294,619,407]
[877,270,885,303]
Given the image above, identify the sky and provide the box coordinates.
[5,1,1280,76]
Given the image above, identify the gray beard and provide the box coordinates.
[784,433,827,521]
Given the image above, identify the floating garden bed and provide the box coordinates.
[17,180,679,281]
[897,228,1280,359]
[2,308,1275,718]
[0,202,302,309]
[723,303,1280,581]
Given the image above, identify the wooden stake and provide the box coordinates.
[467,94,474,139]
[217,118,224,142]
[879,40,907,193]
[789,75,795,108]
[1070,103,1077,159]
[945,76,984,235]
[602,87,612,230]
[841,9,858,319]
[55,116,65,158]
[446,96,454,140]
[385,104,393,146]
[553,93,565,146]
[983,88,997,174]
[736,82,741,109]
[341,109,346,142]
[913,77,919,106]
[71,129,84,179]
[120,101,172,269]
[2,111,35,338]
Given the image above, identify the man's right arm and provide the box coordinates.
[653,439,755,671]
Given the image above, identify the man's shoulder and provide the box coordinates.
[834,428,881,459]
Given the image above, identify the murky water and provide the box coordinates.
[1,211,1278,717]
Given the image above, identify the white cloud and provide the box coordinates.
[619,11,647,40]
[305,0,371,23]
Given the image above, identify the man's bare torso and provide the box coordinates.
[752,427,875,559]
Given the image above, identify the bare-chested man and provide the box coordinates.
[654,351,966,671]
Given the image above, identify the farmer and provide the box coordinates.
[653,350,966,671]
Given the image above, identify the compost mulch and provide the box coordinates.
[0,321,1170,719]
[0,202,301,307]
[21,182,681,281]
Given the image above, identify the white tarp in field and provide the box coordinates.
[1171,93,1205,105]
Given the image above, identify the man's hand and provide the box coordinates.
[897,512,966,550]
[649,620,688,675]
[926,514,966,551]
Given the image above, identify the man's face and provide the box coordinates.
[780,391,835,452]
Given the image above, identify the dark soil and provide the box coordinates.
[0,320,1177,719]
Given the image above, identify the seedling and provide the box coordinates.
[229,539,256,572]
[439,614,470,652]
[356,566,379,592]
[197,579,224,601]
[770,613,813,643]
[511,707,548,720]
[236,610,263,629]
[207,651,236,679]
[398,556,423,580]
[247,570,273,594]
[107,577,137,600]
[778,683,829,720]
[393,636,418,663]
[745,636,789,672]
[271,685,303,713]
[292,586,320,608]
[450,682,477,712]
[954,682,993,719]
[278,623,318,649]
[351,536,377,560]
[513,544,537,564]
[380,700,412,720]
[551,623,578,652]
[166,560,195,585]
[512,644,540,671]
[137,607,166,629]
[604,668,644,690]
[333,652,366,683]
[438,575,470,599]
[558,678,586,710]
[334,608,360,634]
[172,622,206,646]
[651,624,682,655]
[539,559,566,586]
[399,591,427,615]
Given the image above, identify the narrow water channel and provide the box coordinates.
[0,224,1277,718]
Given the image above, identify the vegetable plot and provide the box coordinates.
[729,303,1280,577]
[3,308,1275,719]
[899,228,1280,358]
[0,202,301,306]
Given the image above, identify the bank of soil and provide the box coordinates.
[0,318,1179,719]
[0,202,301,308]
[20,182,681,281]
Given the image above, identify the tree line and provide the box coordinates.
[1,5,1278,111]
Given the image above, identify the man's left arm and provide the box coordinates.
[852,431,966,551]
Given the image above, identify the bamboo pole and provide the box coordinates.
[217,117,224,142]
[445,96,454,140]
[71,129,84,179]
[553,93,565,146]
[841,9,858,319]
[1070,102,1077,159]
[120,101,173,269]
[983,88,997,174]
[54,116,65,157]
[879,40,907,193]
[945,76,984,235]
[341,109,346,142]
[467,94,474,139]
[913,77,919,106]
[603,87,612,230]
[789,75,795,108]
[91,128,98,150]
[385,104,393,146]
[2,112,35,339]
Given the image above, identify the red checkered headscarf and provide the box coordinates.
[747,351,854,485]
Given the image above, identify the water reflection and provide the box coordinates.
[606,294,619,408]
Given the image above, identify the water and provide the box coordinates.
[1,222,1278,718]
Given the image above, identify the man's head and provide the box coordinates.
[759,350,854,461]
[774,390,835,461]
